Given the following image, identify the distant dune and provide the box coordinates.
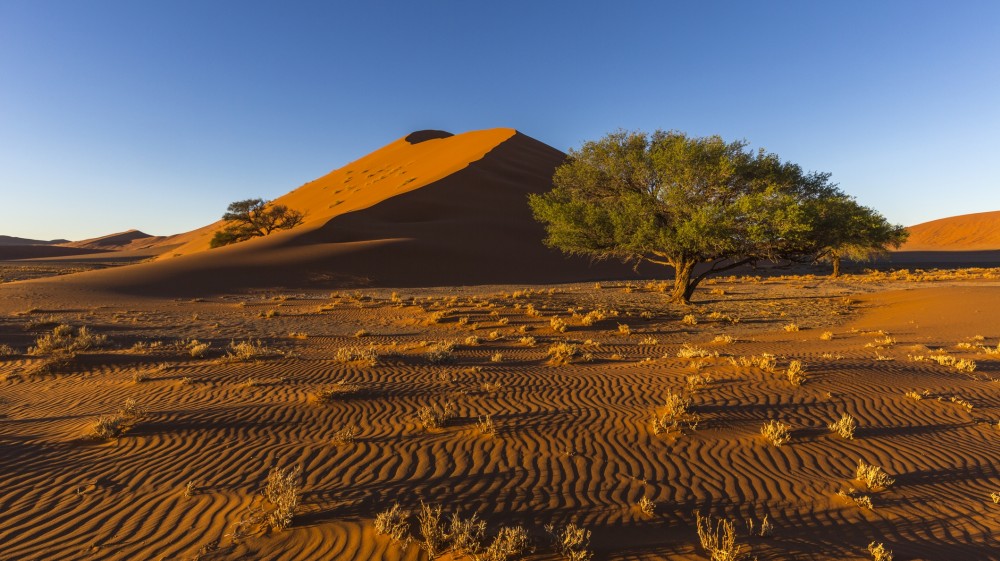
[0,235,69,246]
[901,210,1000,251]
[61,229,164,251]
[20,128,638,295]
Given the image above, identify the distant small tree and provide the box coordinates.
[809,195,908,277]
[210,198,304,248]
[529,130,849,304]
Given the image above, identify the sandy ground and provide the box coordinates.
[1,272,998,561]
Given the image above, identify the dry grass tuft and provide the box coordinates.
[418,400,456,430]
[89,398,147,440]
[856,459,895,491]
[638,495,656,516]
[785,360,807,387]
[546,522,593,561]
[310,381,363,403]
[677,343,718,359]
[760,420,791,447]
[828,413,857,439]
[695,512,747,561]
[652,391,700,435]
[417,502,447,558]
[264,465,301,531]
[867,541,893,561]
[547,342,580,366]
[374,503,411,547]
[30,324,106,355]
[221,339,280,363]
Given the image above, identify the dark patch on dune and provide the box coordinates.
[404,130,454,144]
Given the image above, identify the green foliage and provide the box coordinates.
[807,195,908,276]
[530,129,894,302]
[210,198,304,248]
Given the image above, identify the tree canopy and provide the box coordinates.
[808,195,908,277]
[209,198,304,248]
[529,130,903,303]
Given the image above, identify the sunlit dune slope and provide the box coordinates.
[29,129,637,295]
[901,210,1000,251]
[61,229,166,251]
[160,129,519,258]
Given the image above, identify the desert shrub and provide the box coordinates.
[909,353,976,373]
[638,496,656,516]
[550,317,568,333]
[828,413,857,439]
[820,331,834,341]
[712,334,734,344]
[519,336,536,347]
[580,310,606,326]
[0,343,16,357]
[652,391,700,434]
[868,541,893,561]
[89,398,147,440]
[677,343,718,359]
[418,502,447,558]
[547,343,580,365]
[264,465,301,531]
[418,400,456,430]
[374,503,411,547]
[30,324,106,355]
[426,341,456,364]
[188,339,211,358]
[310,381,363,403]
[477,414,497,436]
[686,373,711,393]
[760,420,791,447]
[731,353,776,372]
[465,335,481,346]
[638,336,658,346]
[334,345,380,366]
[786,360,807,386]
[904,389,930,400]
[837,488,875,510]
[990,491,1000,504]
[222,339,279,362]
[681,314,698,326]
[449,512,487,556]
[856,459,895,491]
[783,322,800,332]
[330,424,358,445]
[480,526,531,561]
[546,522,593,561]
[695,512,747,561]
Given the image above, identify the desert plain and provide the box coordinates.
[1,129,999,561]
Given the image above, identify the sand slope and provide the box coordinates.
[61,230,167,251]
[23,129,637,296]
[902,210,1000,251]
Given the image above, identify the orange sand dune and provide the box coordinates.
[61,229,167,251]
[902,210,1000,251]
[21,129,638,296]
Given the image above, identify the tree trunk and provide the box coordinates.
[669,259,697,304]
[831,256,841,278]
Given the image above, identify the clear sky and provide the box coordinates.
[2,1,998,240]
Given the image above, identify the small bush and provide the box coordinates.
[331,424,359,445]
[820,331,834,341]
[30,324,106,355]
[652,391,700,434]
[550,317,568,333]
[856,459,895,491]
[222,339,279,362]
[480,526,531,561]
[0,343,18,357]
[828,413,857,439]
[868,541,893,561]
[264,465,301,531]
[638,495,655,516]
[760,420,791,447]
[695,512,746,561]
[418,400,456,430]
[547,343,580,366]
[677,344,718,359]
[375,503,411,547]
[426,341,456,364]
[89,398,147,440]
[546,522,593,561]
[310,381,363,403]
[477,414,497,437]
[681,314,698,326]
[786,360,807,386]
[417,502,447,558]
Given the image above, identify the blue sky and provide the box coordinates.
[2,1,998,240]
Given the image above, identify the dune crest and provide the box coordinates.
[902,210,1000,251]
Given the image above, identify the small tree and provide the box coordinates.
[808,195,908,277]
[210,198,304,248]
[529,130,844,303]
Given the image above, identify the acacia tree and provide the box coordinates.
[210,198,304,248]
[529,130,846,304]
[808,195,908,277]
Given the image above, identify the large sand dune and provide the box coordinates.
[22,129,636,296]
[902,210,1000,251]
